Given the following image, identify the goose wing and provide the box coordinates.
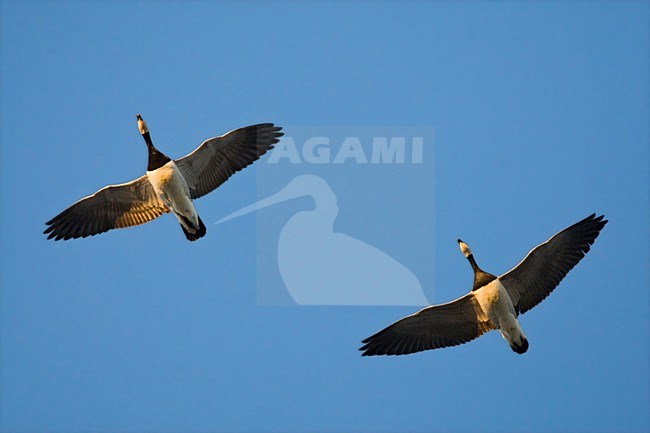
[175,123,283,199]
[44,176,168,240]
[359,293,494,356]
[499,213,607,315]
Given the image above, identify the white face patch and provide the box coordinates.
[138,118,149,135]
[459,241,472,258]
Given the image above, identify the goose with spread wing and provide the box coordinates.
[360,214,607,356]
[44,115,282,241]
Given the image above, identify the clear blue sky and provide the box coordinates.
[1,1,648,432]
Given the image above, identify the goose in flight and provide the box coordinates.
[360,214,607,356]
[44,115,282,241]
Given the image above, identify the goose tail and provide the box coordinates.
[181,215,206,241]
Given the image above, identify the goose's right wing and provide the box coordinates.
[359,293,494,356]
[44,175,168,240]
[499,213,607,315]
[175,123,283,199]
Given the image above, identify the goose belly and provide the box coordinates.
[474,279,526,348]
[146,161,197,222]
[474,279,515,325]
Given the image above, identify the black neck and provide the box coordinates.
[142,131,171,171]
[467,254,480,273]
[467,254,497,291]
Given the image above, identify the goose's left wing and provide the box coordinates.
[499,213,607,315]
[175,123,283,199]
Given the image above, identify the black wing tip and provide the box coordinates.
[43,218,71,240]
[580,213,608,242]
[44,231,101,241]
[564,213,607,245]
[43,220,102,241]
[255,124,283,153]
[259,124,284,138]
[250,123,283,133]
[584,213,608,226]
[359,335,388,356]
[359,333,431,357]
[359,347,383,357]
[43,219,64,240]
[359,341,428,357]
[359,343,389,357]
[44,229,78,241]
[242,123,284,150]
[359,342,372,356]
[44,231,66,241]
[45,231,62,241]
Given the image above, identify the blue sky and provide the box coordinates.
[1,1,648,432]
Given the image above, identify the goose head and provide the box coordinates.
[458,239,472,258]
[136,114,148,135]
[136,114,154,149]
